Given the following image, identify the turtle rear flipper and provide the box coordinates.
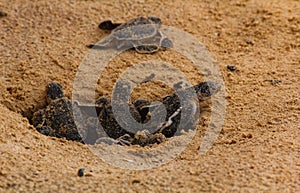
[135,45,159,54]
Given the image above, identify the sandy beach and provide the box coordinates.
[0,0,299,192]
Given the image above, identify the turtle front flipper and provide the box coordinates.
[88,36,114,49]
[98,20,122,31]
[88,37,131,51]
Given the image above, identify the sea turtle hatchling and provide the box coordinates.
[88,16,173,54]
[32,82,104,144]
[96,79,221,146]
[95,96,168,147]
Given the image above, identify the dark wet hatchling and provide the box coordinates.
[32,82,85,142]
[96,79,220,145]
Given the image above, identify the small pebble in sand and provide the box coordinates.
[0,11,8,17]
[270,79,282,85]
[77,168,85,177]
[246,39,254,45]
[227,65,236,71]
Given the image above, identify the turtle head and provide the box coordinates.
[160,37,173,49]
[46,82,64,103]
[95,97,110,107]
[195,81,221,100]
[148,16,162,24]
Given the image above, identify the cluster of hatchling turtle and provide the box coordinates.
[32,16,221,147]
[32,80,220,146]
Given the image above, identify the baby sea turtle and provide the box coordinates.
[32,82,104,144]
[32,82,83,142]
[89,16,173,54]
[96,79,220,146]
